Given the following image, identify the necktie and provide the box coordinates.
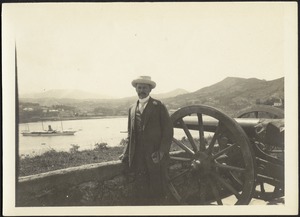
[135,108,142,132]
[139,102,146,113]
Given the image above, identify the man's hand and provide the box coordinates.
[151,151,164,164]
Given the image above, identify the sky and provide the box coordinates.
[3,2,292,98]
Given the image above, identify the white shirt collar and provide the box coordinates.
[138,95,150,104]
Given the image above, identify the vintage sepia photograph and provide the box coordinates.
[2,2,298,216]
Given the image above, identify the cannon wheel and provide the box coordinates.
[166,105,256,205]
[234,105,284,119]
[235,105,284,201]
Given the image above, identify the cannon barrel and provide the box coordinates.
[175,115,282,138]
[173,116,282,131]
[173,116,284,148]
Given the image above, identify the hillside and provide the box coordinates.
[152,88,189,99]
[20,88,189,107]
[20,89,113,100]
[19,77,284,121]
[19,88,190,119]
[163,77,284,116]
[20,88,188,101]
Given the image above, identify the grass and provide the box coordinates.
[18,142,125,177]
[18,137,205,177]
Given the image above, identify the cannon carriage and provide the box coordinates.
[166,104,284,205]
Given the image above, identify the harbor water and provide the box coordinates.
[18,117,190,156]
[19,117,129,156]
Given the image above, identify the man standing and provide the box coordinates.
[120,76,173,205]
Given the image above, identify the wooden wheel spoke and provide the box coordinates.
[212,143,237,159]
[199,179,207,204]
[173,138,195,155]
[182,188,199,203]
[260,183,266,193]
[168,169,191,182]
[208,177,223,205]
[230,171,243,186]
[197,113,206,151]
[167,183,182,202]
[215,154,228,162]
[206,123,222,154]
[179,118,198,152]
[214,162,246,173]
[211,172,241,199]
[170,156,192,162]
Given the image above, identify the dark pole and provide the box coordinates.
[15,43,20,206]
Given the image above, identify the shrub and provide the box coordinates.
[70,144,80,153]
[119,138,128,147]
[94,142,108,150]
[43,148,58,157]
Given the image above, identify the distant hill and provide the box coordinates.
[20,89,113,100]
[20,88,188,101]
[19,88,190,108]
[19,77,284,118]
[116,88,189,102]
[152,88,189,99]
[163,77,284,116]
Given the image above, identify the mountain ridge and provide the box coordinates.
[20,88,189,101]
[20,89,114,100]
[163,77,284,116]
[19,76,284,117]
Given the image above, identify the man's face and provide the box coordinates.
[136,83,152,99]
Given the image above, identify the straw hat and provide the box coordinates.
[131,76,156,89]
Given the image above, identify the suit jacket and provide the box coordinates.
[122,97,173,168]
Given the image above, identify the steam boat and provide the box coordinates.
[21,124,76,136]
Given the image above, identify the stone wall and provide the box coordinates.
[17,161,139,206]
[17,151,190,207]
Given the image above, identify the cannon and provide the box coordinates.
[166,105,284,205]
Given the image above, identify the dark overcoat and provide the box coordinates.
[122,97,173,174]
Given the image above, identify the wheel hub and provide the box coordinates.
[191,152,212,174]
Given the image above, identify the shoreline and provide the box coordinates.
[18,115,128,124]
